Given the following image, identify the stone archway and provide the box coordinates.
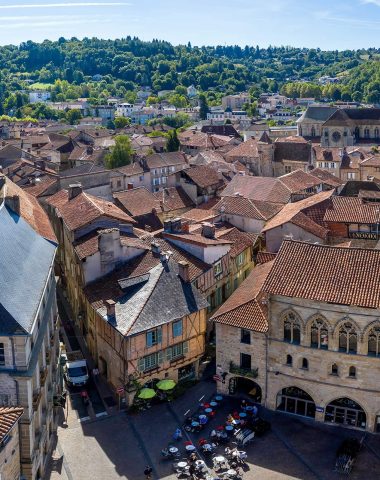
[229,377,262,402]
[276,386,316,418]
[324,397,366,429]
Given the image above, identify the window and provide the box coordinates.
[214,261,222,277]
[286,354,292,366]
[301,358,308,370]
[324,129,328,137]
[161,176,167,184]
[172,320,183,338]
[284,166,291,174]
[365,128,370,138]
[368,326,380,356]
[0,343,4,365]
[311,126,316,137]
[347,172,356,180]
[153,178,160,186]
[331,363,338,376]
[349,366,356,378]
[138,351,163,371]
[241,329,251,344]
[310,318,329,349]
[339,322,357,354]
[375,128,379,138]
[170,166,176,172]
[324,162,329,168]
[166,341,189,361]
[284,312,301,345]
[330,162,335,169]
[116,180,121,188]
[240,353,251,370]
[146,327,162,347]
[236,252,244,266]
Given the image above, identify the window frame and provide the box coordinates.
[146,327,162,348]
[240,329,251,345]
[0,343,4,366]
[213,261,222,277]
[172,319,183,338]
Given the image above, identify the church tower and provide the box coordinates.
[257,131,274,177]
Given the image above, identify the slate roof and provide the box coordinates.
[201,124,240,137]
[221,176,291,204]
[298,106,338,122]
[59,163,107,177]
[263,240,380,309]
[274,137,311,164]
[0,407,23,443]
[86,257,207,336]
[47,189,135,232]
[323,109,355,127]
[324,196,380,224]
[145,151,187,169]
[0,188,56,335]
[339,180,380,197]
[212,261,274,332]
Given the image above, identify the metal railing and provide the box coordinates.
[229,361,258,379]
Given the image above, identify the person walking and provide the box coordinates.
[144,465,152,479]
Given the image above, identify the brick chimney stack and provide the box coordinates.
[105,299,116,317]
[178,260,190,283]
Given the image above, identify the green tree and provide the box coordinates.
[166,129,180,151]
[114,116,130,128]
[66,108,82,125]
[105,135,133,168]
[199,93,209,120]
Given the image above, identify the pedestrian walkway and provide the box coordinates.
[57,287,118,416]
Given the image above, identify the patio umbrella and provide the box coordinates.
[137,388,156,399]
[156,379,176,391]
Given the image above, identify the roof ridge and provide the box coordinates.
[83,191,104,214]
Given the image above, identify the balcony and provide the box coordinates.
[229,361,258,379]
[32,389,42,411]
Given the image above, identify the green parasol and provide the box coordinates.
[156,379,176,391]
[137,388,156,399]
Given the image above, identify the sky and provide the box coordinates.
[1,0,380,50]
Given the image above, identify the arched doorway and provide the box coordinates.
[276,387,316,418]
[325,398,366,429]
[229,377,262,402]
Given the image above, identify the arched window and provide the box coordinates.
[310,318,329,349]
[286,354,292,366]
[349,366,356,378]
[368,326,380,356]
[338,322,357,354]
[331,363,338,375]
[301,358,308,370]
[284,312,301,345]
[311,126,316,137]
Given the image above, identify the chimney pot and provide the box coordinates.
[68,183,83,200]
[105,299,116,317]
[202,222,215,239]
[178,260,190,283]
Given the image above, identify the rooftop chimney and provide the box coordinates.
[68,183,83,200]
[127,183,134,190]
[178,260,190,283]
[151,241,161,255]
[202,222,215,239]
[0,173,5,190]
[5,194,20,215]
[105,299,116,317]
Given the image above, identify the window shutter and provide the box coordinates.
[138,357,145,372]
[146,332,152,347]
[157,327,162,344]
[166,347,172,361]
[183,341,189,354]
[158,350,163,364]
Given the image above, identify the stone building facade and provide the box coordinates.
[0,407,23,480]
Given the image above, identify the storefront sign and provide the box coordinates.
[350,232,378,240]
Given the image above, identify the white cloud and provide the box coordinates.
[362,0,380,6]
[0,18,113,29]
[0,2,130,9]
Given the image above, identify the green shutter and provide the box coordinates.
[157,327,162,344]
[166,347,172,361]
[183,341,189,354]
[138,357,145,372]
[158,350,163,364]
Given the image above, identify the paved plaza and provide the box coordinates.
[46,378,380,480]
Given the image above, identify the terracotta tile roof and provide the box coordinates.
[358,189,380,200]
[256,251,277,265]
[225,138,259,160]
[113,187,161,217]
[163,231,233,247]
[214,195,283,221]
[324,196,380,224]
[217,227,259,257]
[47,189,135,232]
[74,228,150,260]
[145,151,187,169]
[179,131,234,149]
[154,187,194,212]
[310,168,343,187]
[359,154,380,168]
[23,176,58,197]
[221,175,291,204]
[262,190,333,237]
[212,261,274,332]
[0,407,23,443]
[278,169,322,193]
[312,146,342,164]
[4,176,56,242]
[181,208,219,223]
[197,197,220,210]
[114,162,144,176]
[183,165,221,189]
[263,240,380,309]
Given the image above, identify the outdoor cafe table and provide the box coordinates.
[186,444,196,452]
[215,395,223,401]
[191,421,200,427]
[227,470,237,476]
[210,401,218,407]
[215,456,227,463]
[225,425,234,432]
[169,446,179,454]
[196,460,206,467]
[178,461,188,468]
[205,408,213,414]
[239,412,247,418]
